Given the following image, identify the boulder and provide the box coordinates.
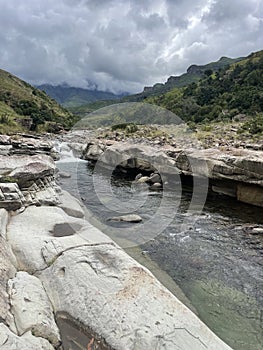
[83,142,105,161]
[148,173,162,184]
[108,214,143,223]
[8,271,61,347]
[150,182,162,190]
[0,323,54,350]
[39,244,232,350]
[136,176,150,183]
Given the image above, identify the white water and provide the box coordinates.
[55,141,84,163]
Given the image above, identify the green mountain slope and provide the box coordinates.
[145,50,263,127]
[0,70,76,133]
[123,56,244,102]
[75,50,263,133]
[37,84,125,108]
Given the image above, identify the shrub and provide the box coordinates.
[238,113,263,134]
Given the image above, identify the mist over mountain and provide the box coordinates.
[36,84,127,108]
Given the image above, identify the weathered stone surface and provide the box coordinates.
[9,136,54,157]
[0,183,25,211]
[83,142,176,175]
[58,190,85,218]
[8,272,61,347]
[83,142,105,161]
[39,244,232,350]
[83,141,263,206]
[0,154,55,187]
[0,237,16,327]
[0,323,54,350]
[150,182,162,190]
[149,173,162,184]
[136,176,150,183]
[175,148,263,186]
[108,214,143,223]
[0,155,59,209]
[0,209,8,239]
[237,183,263,207]
[7,205,112,273]
[0,135,10,145]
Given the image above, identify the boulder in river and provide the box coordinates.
[108,214,143,222]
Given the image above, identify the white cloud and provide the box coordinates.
[0,0,262,93]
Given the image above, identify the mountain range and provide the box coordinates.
[0,49,262,133]
[36,84,125,108]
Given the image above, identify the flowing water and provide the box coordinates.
[57,158,263,350]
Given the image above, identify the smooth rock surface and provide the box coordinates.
[7,206,112,273]
[39,244,233,350]
[58,190,85,218]
[108,214,143,223]
[8,271,60,347]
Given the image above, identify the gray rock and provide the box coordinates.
[108,214,143,223]
[39,244,232,350]
[7,205,112,273]
[0,237,17,328]
[58,190,85,218]
[0,209,8,239]
[0,323,54,350]
[83,143,105,161]
[148,173,162,184]
[0,183,25,211]
[8,271,61,347]
[150,182,162,190]
[136,176,150,183]
[0,154,55,188]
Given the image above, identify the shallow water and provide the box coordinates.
[57,160,263,350]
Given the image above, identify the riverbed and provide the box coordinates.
[57,158,263,350]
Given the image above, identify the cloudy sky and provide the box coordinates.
[0,0,262,93]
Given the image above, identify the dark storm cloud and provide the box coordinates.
[0,0,262,93]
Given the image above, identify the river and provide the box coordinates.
[56,157,263,350]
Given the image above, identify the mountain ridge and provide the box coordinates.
[123,55,245,102]
[36,84,126,108]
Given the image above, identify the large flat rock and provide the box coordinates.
[7,205,113,273]
[39,244,232,350]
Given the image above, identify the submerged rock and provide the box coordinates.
[108,214,143,222]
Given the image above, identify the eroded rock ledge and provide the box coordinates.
[82,140,263,207]
[0,142,233,349]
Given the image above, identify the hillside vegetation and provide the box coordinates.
[74,50,263,135]
[123,56,244,102]
[68,55,244,117]
[0,70,77,133]
[145,50,263,132]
